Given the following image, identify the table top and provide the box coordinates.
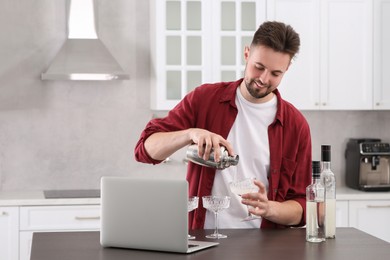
[30,228,390,260]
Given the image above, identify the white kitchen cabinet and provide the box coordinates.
[268,0,372,110]
[336,200,349,227]
[373,0,390,109]
[19,205,100,260]
[151,0,376,111]
[349,200,390,243]
[267,0,320,110]
[0,207,19,260]
[320,0,373,110]
[150,0,266,110]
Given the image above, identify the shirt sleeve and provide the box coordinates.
[287,120,312,227]
[134,90,198,164]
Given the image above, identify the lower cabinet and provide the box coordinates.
[0,206,19,260]
[335,200,349,227]
[19,205,101,260]
[2,197,389,260]
[349,200,390,243]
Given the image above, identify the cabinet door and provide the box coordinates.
[267,0,320,110]
[151,0,212,110]
[0,207,19,260]
[150,0,266,110]
[320,0,373,110]
[20,205,101,231]
[211,0,266,82]
[19,231,33,260]
[336,200,349,227]
[349,200,390,243]
[373,0,390,109]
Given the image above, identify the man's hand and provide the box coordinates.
[241,180,269,217]
[241,180,303,226]
[187,128,234,162]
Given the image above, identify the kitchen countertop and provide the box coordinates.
[30,228,390,260]
[0,190,100,206]
[0,187,389,207]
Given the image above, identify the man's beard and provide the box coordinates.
[245,79,272,99]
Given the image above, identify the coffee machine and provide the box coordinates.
[345,138,390,191]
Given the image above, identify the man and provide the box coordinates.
[135,21,312,229]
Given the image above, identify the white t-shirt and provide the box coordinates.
[204,87,277,229]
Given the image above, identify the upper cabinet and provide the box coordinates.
[151,0,385,111]
[267,0,320,110]
[320,0,373,110]
[150,0,266,110]
[268,0,373,110]
[374,0,390,109]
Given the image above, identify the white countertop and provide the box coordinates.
[0,190,100,206]
[0,187,390,207]
[336,187,390,200]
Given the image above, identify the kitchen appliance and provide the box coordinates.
[345,138,390,191]
[41,0,129,80]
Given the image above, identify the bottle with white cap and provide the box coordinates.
[306,161,326,243]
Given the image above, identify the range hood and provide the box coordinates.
[42,0,129,81]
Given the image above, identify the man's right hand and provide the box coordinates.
[144,128,234,162]
[187,128,234,163]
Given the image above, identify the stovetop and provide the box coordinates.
[43,189,100,199]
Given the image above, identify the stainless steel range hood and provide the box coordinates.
[42,0,129,81]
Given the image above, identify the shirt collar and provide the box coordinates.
[219,79,242,109]
[220,78,284,126]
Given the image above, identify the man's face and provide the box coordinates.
[242,45,291,103]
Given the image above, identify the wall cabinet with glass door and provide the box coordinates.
[150,0,266,110]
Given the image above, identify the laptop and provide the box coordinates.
[100,176,219,253]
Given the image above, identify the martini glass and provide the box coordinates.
[202,195,231,239]
[229,178,261,221]
[187,196,199,239]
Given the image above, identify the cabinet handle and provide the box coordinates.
[74,216,100,220]
[1,211,8,216]
[366,205,390,208]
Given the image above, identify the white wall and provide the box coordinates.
[0,0,389,191]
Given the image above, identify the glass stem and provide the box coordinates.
[214,212,219,236]
[247,206,252,217]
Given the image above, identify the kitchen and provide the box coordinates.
[1,0,390,259]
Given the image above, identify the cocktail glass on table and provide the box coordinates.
[187,196,199,239]
[202,195,231,239]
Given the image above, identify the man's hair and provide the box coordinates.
[251,21,300,59]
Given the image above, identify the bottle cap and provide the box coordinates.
[312,161,321,177]
[321,145,331,162]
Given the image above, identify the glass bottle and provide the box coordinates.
[306,161,326,243]
[321,145,336,239]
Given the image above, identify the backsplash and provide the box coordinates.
[0,0,389,191]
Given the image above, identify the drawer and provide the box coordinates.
[20,205,100,231]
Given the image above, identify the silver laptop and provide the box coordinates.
[100,176,219,253]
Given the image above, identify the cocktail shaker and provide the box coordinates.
[186,144,239,169]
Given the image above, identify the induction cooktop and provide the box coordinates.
[43,189,100,199]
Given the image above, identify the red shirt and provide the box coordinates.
[134,79,312,229]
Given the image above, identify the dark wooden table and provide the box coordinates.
[30,228,390,260]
